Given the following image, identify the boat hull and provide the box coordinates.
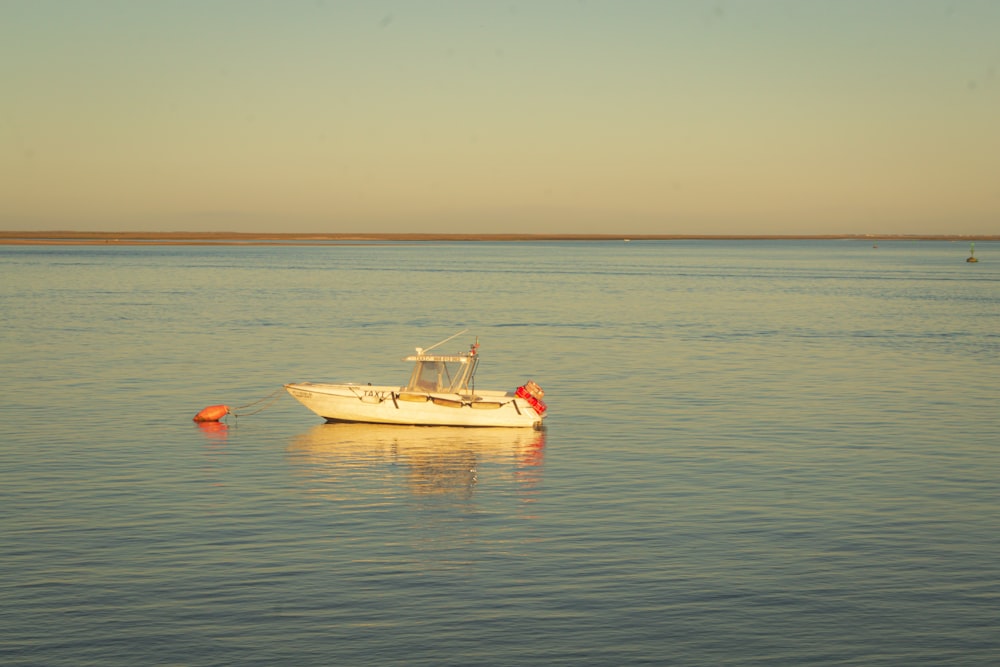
[284,382,545,428]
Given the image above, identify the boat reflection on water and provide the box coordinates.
[287,423,545,502]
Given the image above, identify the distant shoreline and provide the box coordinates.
[1,231,997,246]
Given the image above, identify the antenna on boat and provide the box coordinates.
[418,329,469,355]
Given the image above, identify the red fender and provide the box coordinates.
[193,404,230,422]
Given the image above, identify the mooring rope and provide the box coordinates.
[229,387,286,417]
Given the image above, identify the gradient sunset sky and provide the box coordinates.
[2,0,998,234]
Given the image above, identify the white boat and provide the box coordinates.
[285,332,547,428]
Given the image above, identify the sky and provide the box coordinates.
[1,0,998,235]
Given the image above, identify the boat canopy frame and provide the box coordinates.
[403,353,479,394]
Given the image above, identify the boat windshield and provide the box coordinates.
[405,356,474,393]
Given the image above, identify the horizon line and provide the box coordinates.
[2,231,999,246]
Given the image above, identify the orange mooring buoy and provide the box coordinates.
[193,404,231,422]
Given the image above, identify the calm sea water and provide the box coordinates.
[2,239,999,666]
